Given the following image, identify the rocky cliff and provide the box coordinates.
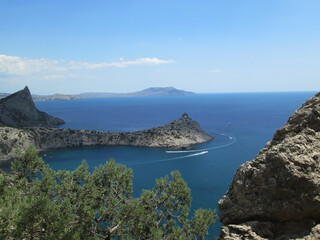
[218,92,320,239]
[0,113,213,162]
[0,86,65,127]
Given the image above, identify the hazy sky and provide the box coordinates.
[1,0,319,94]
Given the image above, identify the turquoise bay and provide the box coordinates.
[33,92,316,237]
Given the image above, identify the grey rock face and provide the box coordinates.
[218,92,320,239]
[0,114,213,162]
[219,220,320,240]
[0,86,65,127]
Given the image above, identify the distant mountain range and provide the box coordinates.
[0,87,195,101]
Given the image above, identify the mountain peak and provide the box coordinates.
[0,87,64,127]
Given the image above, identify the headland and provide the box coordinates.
[0,87,212,162]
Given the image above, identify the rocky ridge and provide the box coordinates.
[0,113,213,162]
[218,92,320,239]
[0,86,64,127]
[0,87,212,162]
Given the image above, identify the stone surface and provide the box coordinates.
[0,86,65,127]
[218,92,320,239]
[219,220,320,240]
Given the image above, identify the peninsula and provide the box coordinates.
[0,87,212,162]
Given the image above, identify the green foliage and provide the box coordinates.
[0,146,216,239]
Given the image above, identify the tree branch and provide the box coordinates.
[106,221,122,240]
[156,210,168,228]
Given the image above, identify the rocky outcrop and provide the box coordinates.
[218,92,320,239]
[0,113,213,162]
[0,86,65,127]
[0,128,36,161]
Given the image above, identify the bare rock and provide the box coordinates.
[219,220,320,240]
[218,92,320,239]
[0,86,64,127]
[0,127,36,161]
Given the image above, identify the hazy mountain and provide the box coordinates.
[1,87,195,101]
[79,87,195,98]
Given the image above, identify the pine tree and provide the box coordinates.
[0,146,216,239]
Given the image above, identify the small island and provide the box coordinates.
[0,87,212,162]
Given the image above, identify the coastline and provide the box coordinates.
[0,114,213,163]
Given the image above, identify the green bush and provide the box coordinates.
[0,147,216,239]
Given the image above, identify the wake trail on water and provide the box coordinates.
[166,149,204,153]
[127,151,209,166]
[126,131,236,166]
[166,131,236,153]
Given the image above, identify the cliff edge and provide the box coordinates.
[0,86,64,127]
[218,92,320,239]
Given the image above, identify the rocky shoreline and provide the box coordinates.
[0,87,213,162]
[0,113,213,162]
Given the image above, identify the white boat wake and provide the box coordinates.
[128,150,208,166]
[166,149,204,153]
[166,131,236,154]
[127,131,236,166]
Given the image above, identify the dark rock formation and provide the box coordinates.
[218,92,320,239]
[0,86,64,127]
[0,114,213,162]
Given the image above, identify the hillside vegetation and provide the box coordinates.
[0,147,216,239]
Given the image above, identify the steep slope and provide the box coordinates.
[218,92,320,239]
[0,86,64,127]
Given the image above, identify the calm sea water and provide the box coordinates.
[2,92,317,238]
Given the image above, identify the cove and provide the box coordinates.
[24,92,319,237]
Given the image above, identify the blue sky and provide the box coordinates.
[1,0,319,94]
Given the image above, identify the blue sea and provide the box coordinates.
[3,92,317,238]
